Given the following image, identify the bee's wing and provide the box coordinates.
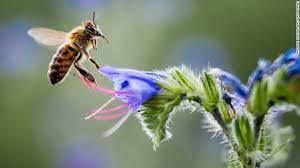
[28,27,68,47]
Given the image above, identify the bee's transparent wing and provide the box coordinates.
[28,27,68,46]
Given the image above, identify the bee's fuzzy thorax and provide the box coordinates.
[67,26,93,50]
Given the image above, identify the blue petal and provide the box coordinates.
[287,59,300,79]
[274,49,297,66]
[248,49,298,89]
[248,59,271,90]
[211,68,248,99]
[283,48,297,63]
[265,49,297,74]
[99,66,161,111]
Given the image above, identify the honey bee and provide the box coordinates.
[28,12,108,85]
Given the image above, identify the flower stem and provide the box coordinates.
[254,115,265,142]
[252,107,269,167]
[211,109,246,168]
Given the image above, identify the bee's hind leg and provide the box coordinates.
[74,54,96,84]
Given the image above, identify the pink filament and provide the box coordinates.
[93,85,115,95]
[77,76,116,95]
[77,75,132,96]
[93,110,129,120]
[95,104,128,114]
[86,103,128,119]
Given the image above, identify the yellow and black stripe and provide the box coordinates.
[48,44,79,85]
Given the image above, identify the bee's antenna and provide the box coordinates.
[92,11,96,25]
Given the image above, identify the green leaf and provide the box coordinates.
[137,95,182,150]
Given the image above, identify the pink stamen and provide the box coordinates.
[93,110,129,120]
[93,85,115,95]
[85,97,116,120]
[77,75,132,96]
[92,103,128,114]
[102,110,132,137]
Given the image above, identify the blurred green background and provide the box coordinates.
[0,0,298,167]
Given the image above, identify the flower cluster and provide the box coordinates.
[208,49,300,167]
[79,49,300,167]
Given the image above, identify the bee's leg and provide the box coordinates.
[74,54,96,84]
[92,39,97,50]
[89,58,100,69]
[74,42,100,69]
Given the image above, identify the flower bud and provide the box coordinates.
[234,115,255,151]
[247,80,269,117]
[201,72,221,112]
[218,99,235,124]
[267,68,290,103]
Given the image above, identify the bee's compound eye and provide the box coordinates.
[87,25,98,34]
[86,26,94,34]
[86,25,91,30]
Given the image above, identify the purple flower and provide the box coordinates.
[100,66,161,111]
[248,49,298,88]
[269,49,298,73]
[78,66,161,137]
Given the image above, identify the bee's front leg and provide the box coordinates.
[92,39,97,50]
[74,42,100,69]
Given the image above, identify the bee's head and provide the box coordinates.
[83,12,108,44]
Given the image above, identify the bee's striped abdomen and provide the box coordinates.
[48,44,79,85]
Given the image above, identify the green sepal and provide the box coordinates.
[201,72,221,112]
[234,115,255,151]
[218,100,235,124]
[248,80,269,117]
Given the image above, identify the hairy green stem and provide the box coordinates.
[252,115,265,168]
[211,109,247,168]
